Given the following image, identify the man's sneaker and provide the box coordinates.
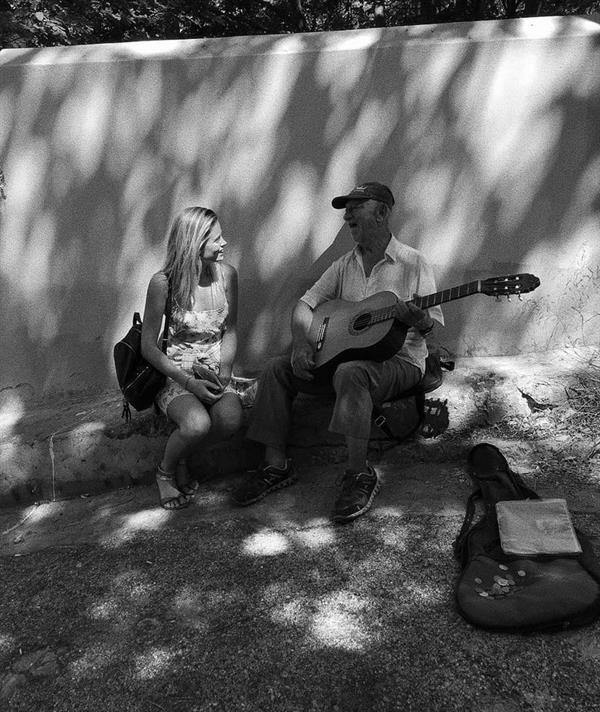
[332,466,380,523]
[232,461,296,506]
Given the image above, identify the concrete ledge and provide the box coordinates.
[0,392,263,507]
[0,348,593,507]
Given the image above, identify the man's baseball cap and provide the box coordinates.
[331,182,395,209]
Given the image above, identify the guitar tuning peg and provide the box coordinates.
[506,295,511,302]
[518,293,523,301]
[496,295,500,302]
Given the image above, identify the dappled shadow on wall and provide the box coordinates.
[0,19,599,404]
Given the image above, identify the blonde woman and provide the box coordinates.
[141,207,242,509]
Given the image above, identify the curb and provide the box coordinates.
[0,350,588,508]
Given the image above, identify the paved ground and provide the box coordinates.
[2,431,600,712]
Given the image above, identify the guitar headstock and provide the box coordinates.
[480,273,540,297]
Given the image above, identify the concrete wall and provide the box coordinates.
[1,16,600,405]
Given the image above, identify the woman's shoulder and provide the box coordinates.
[219,262,238,283]
[150,270,168,283]
[219,262,237,277]
[148,271,169,295]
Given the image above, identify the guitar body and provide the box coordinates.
[308,291,408,372]
[306,274,541,375]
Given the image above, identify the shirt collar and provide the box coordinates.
[352,233,402,264]
[384,234,403,263]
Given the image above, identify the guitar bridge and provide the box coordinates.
[315,317,329,352]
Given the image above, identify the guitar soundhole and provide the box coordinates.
[353,313,371,332]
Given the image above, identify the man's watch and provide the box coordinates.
[417,318,434,335]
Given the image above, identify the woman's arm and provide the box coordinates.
[141,272,189,388]
[219,263,238,386]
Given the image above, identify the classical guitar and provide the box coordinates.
[307,273,540,372]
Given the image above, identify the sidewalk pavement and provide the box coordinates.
[2,436,600,712]
[2,348,600,710]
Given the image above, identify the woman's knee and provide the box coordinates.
[215,411,243,439]
[211,395,243,438]
[176,407,212,443]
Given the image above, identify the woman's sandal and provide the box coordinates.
[156,466,191,510]
[176,460,200,497]
[179,481,200,496]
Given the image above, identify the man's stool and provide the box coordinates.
[372,353,454,442]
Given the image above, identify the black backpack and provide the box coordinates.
[454,443,600,633]
[372,352,454,442]
[113,287,171,420]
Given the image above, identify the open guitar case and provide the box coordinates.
[372,351,454,443]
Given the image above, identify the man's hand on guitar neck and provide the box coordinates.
[394,299,434,334]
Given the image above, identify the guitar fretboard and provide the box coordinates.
[363,280,482,327]
[411,280,481,309]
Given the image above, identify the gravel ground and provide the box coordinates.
[2,383,600,711]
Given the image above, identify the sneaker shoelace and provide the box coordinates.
[249,464,287,486]
[353,472,376,495]
[338,470,374,494]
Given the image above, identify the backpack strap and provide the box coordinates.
[160,281,172,354]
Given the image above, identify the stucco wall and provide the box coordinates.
[1,16,600,402]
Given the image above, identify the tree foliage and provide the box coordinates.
[1,0,600,48]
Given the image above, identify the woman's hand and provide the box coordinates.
[192,363,223,389]
[186,376,223,405]
[218,368,232,388]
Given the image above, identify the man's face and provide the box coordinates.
[343,198,379,244]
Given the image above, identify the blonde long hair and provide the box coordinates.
[162,207,218,310]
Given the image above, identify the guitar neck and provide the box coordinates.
[410,280,482,309]
[357,280,484,328]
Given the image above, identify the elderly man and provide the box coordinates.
[233,182,444,522]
